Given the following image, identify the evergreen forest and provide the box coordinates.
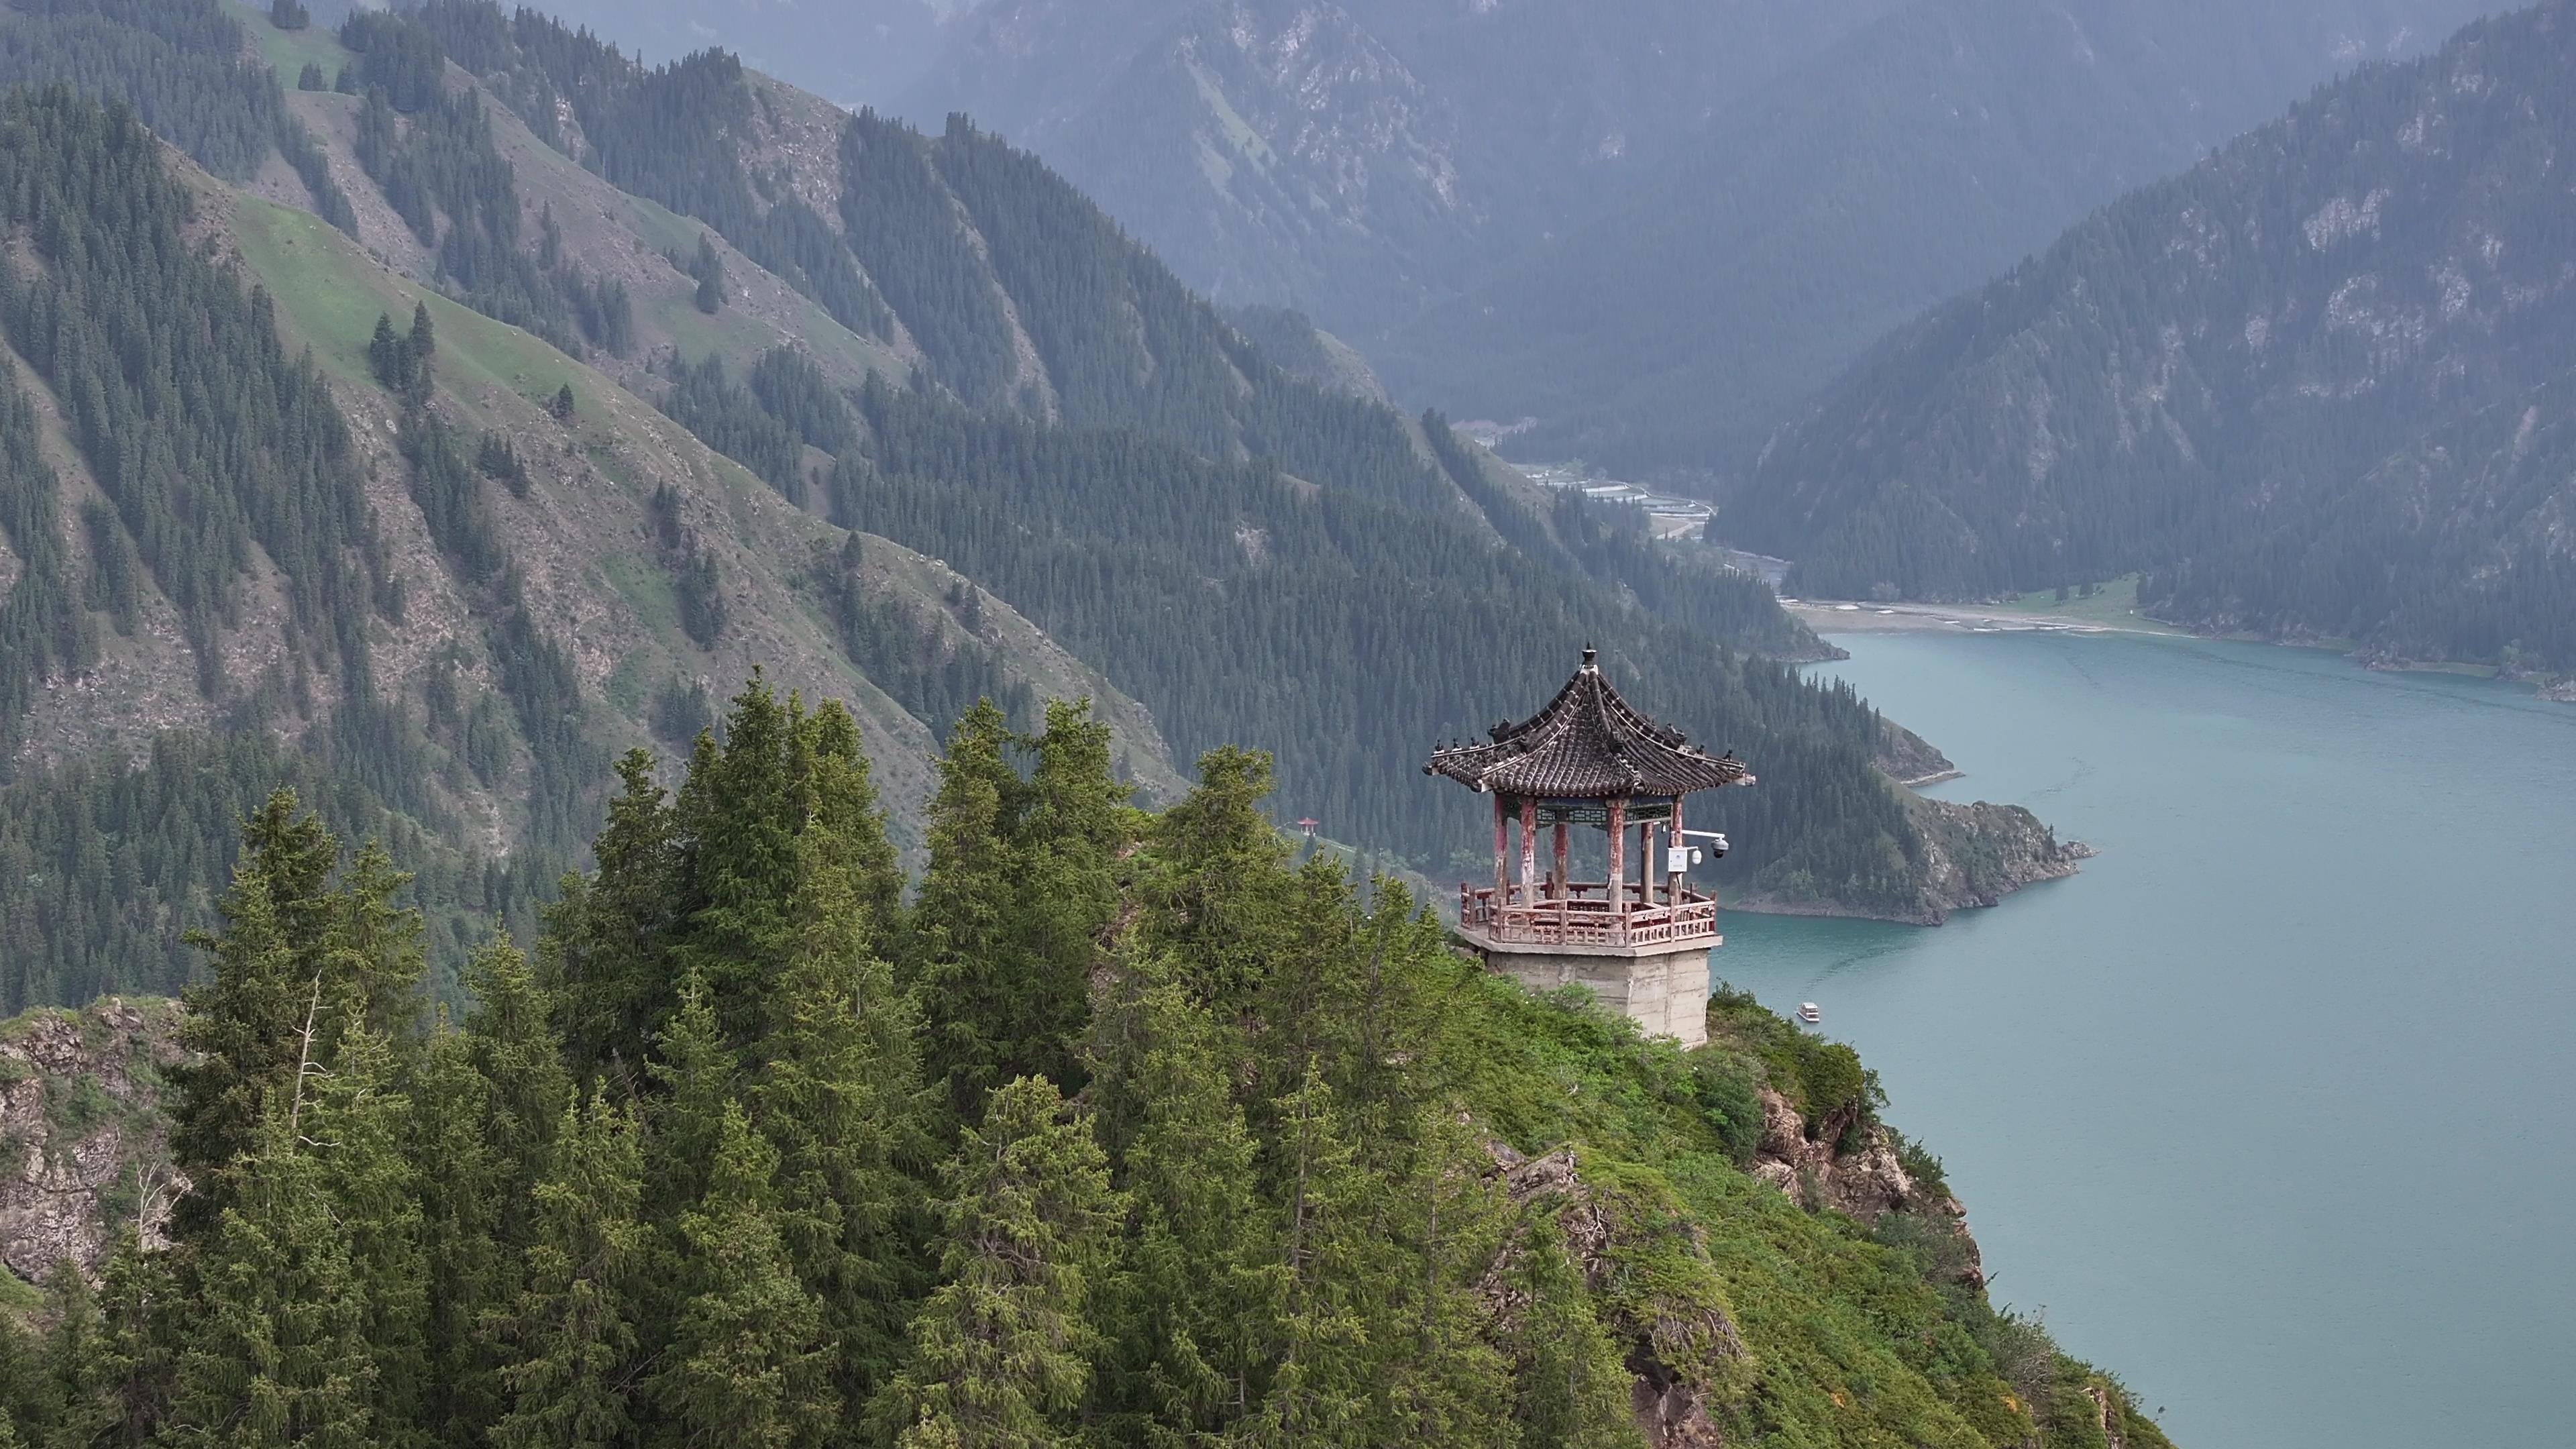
[0,678,2171,1449]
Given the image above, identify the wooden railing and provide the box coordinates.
[1458,880,1718,949]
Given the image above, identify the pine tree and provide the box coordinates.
[1361,1110,1515,1448]
[97,1232,183,1446]
[693,234,725,313]
[489,1091,647,1449]
[464,932,570,1212]
[873,1076,1122,1448]
[549,749,684,1086]
[1135,748,1300,1014]
[1240,1063,1374,1448]
[672,673,803,1039]
[1087,980,1285,1442]
[306,1030,433,1440]
[911,699,1032,1120]
[25,1259,118,1446]
[753,943,935,1420]
[169,793,354,1238]
[334,839,429,1040]
[1009,700,1134,1091]
[752,699,934,1404]
[164,1106,378,1448]
[651,1105,839,1449]
[407,1024,511,1448]
[643,977,734,1221]
[794,699,904,947]
[550,383,576,421]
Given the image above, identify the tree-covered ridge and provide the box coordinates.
[631,311,1921,911]
[0,88,392,734]
[405,0,900,348]
[0,677,2174,1449]
[1736,0,2576,670]
[0,0,357,227]
[335,7,635,358]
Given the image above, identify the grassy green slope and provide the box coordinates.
[1440,979,2177,1447]
[214,183,1182,837]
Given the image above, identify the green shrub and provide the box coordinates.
[1688,1053,1765,1164]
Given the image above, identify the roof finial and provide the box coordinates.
[1581,644,1598,670]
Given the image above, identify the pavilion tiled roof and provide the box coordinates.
[1424,649,1755,800]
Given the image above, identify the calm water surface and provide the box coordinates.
[1710,631,2576,1449]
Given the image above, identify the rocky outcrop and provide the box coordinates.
[2541,678,2576,704]
[1732,793,2092,925]
[1900,796,2095,924]
[1484,1140,1746,1449]
[0,999,181,1286]
[1745,1087,1985,1289]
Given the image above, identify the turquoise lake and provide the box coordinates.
[1709,630,2576,1449]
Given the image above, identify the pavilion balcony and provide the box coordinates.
[1458,880,1720,951]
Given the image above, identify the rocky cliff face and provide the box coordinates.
[1746,1086,1984,1287]
[1904,797,2097,922]
[0,1000,178,1288]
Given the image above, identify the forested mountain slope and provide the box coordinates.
[1736,0,2576,672]
[0,13,1174,1010]
[1380,0,2489,474]
[0,691,2175,1449]
[398,0,2069,922]
[0,0,2078,1021]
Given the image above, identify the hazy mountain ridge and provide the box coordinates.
[900,0,1893,331]
[1734,0,2576,672]
[1381,0,2496,474]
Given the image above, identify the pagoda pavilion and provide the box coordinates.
[1424,647,1754,1047]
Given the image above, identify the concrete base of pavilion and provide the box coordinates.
[1461,930,1716,1049]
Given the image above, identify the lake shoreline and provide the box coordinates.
[1790,600,2576,701]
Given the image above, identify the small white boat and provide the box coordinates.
[1796,1002,1822,1025]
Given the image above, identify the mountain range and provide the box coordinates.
[1735,0,2576,672]
[0,0,2084,1014]
[462,1,2493,481]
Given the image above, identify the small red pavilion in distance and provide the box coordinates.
[1425,647,1754,1046]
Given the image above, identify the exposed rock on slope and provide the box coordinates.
[0,1000,178,1287]
[1906,797,2096,921]
[1747,1085,1984,1287]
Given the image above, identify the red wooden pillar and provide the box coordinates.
[1644,820,1660,907]
[1607,797,1627,932]
[1519,796,1538,905]
[1670,798,1686,905]
[1492,794,1507,904]
[1552,819,1568,898]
